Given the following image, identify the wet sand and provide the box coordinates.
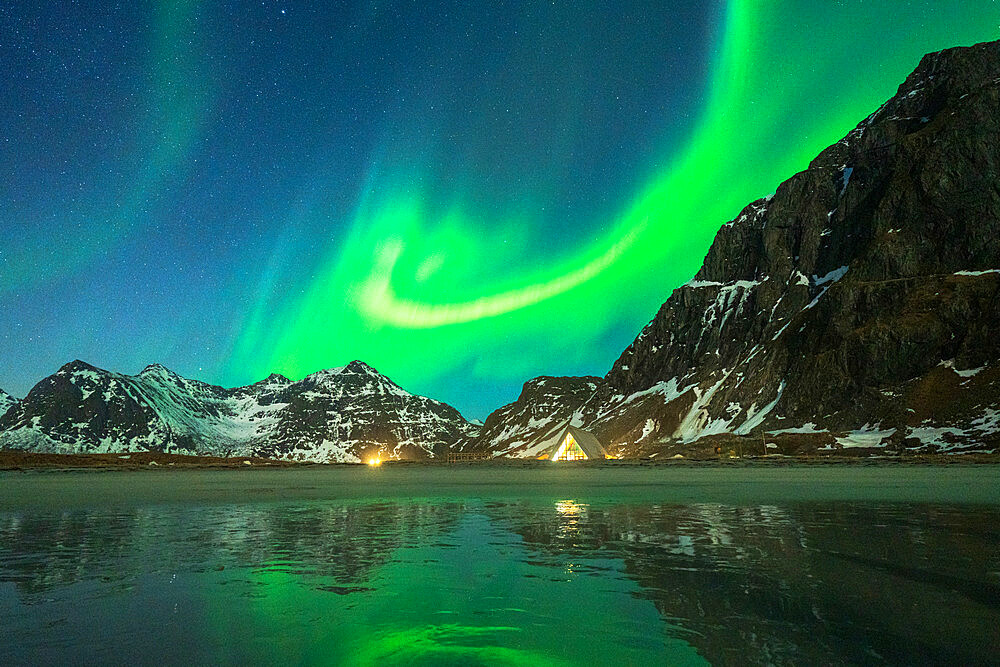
[0,450,305,470]
[2,464,999,509]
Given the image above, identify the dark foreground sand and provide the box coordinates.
[2,464,999,510]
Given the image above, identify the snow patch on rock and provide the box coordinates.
[768,422,827,435]
[835,426,896,448]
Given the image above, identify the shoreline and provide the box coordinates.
[3,463,1000,509]
[1,449,998,472]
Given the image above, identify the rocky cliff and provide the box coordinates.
[0,389,15,418]
[464,376,601,457]
[475,40,1000,457]
[0,360,477,462]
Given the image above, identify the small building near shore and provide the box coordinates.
[538,424,608,461]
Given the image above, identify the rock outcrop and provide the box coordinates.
[473,40,1000,457]
[466,376,601,457]
[0,389,15,418]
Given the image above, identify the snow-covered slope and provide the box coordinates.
[465,376,601,458]
[0,360,477,462]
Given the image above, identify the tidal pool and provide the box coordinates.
[1,466,998,664]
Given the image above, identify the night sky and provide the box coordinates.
[1,1,997,419]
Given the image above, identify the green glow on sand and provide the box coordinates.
[211,508,702,665]
[233,1,998,408]
[347,624,565,667]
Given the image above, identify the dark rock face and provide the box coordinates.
[0,360,477,462]
[249,360,477,461]
[0,389,16,418]
[474,40,1000,457]
[467,376,602,457]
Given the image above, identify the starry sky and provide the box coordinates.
[1,1,998,419]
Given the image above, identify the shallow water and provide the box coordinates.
[1,467,999,665]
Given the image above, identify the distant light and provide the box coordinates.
[367,457,382,467]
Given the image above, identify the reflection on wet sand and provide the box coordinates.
[1,497,998,664]
[491,501,1000,664]
[0,502,462,599]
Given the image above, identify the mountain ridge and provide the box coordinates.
[0,359,478,462]
[4,40,1000,461]
[469,39,1000,458]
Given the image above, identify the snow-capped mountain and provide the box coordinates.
[0,389,16,418]
[0,360,478,462]
[472,40,1000,457]
[461,376,601,458]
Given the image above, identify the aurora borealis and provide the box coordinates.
[2,2,998,418]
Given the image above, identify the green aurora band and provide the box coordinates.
[227,1,998,409]
[1,0,211,292]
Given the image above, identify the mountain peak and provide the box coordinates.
[344,360,378,374]
[59,359,100,374]
[139,363,179,378]
[303,360,383,383]
[469,38,1000,458]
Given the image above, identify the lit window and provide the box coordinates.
[553,434,587,461]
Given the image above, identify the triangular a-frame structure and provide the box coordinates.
[539,423,608,461]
